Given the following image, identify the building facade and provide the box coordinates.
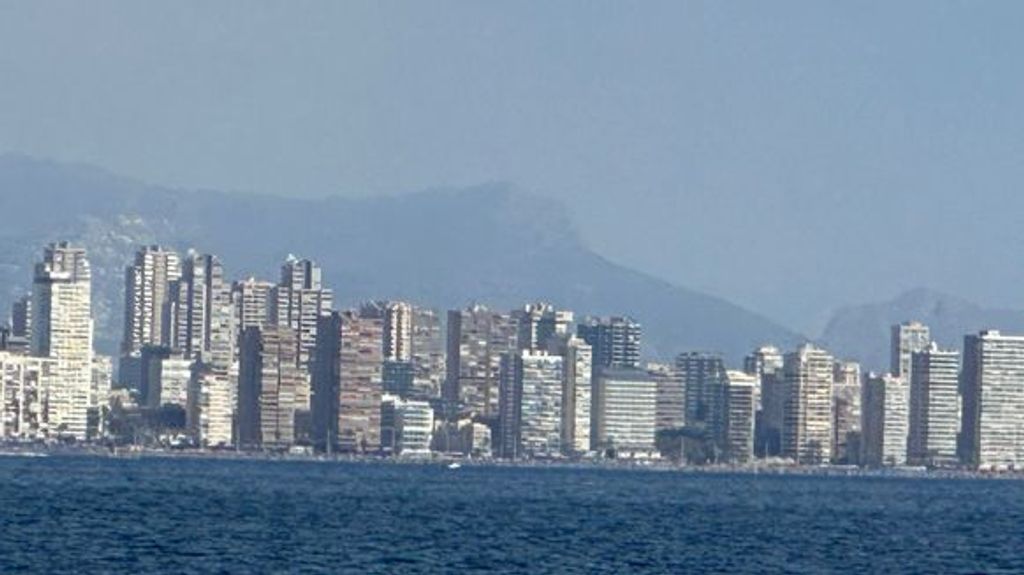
[593,367,658,458]
[908,344,960,467]
[782,344,834,464]
[312,311,384,453]
[959,331,1024,470]
[31,242,94,440]
[891,321,931,380]
[444,305,518,418]
[237,325,303,449]
[861,373,909,467]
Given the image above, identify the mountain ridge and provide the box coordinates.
[819,287,1024,370]
[0,154,804,362]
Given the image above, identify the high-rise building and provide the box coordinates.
[724,370,757,463]
[861,373,909,467]
[186,366,233,448]
[171,253,235,446]
[31,242,94,440]
[514,302,573,352]
[908,344,960,467]
[782,344,834,464]
[498,350,564,459]
[444,305,518,418]
[238,325,303,449]
[592,367,658,458]
[410,306,445,398]
[170,252,234,367]
[383,301,412,362]
[745,345,785,457]
[312,310,384,453]
[577,316,641,371]
[676,352,728,440]
[559,335,592,455]
[832,360,862,464]
[232,277,274,333]
[959,330,1024,470]
[121,246,181,356]
[271,256,333,372]
[650,362,684,433]
[0,352,56,439]
[10,294,31,339]
[890,321,931,380]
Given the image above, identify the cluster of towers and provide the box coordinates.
[4,242,1024,471]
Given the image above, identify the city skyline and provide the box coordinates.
[5,240,1024,471]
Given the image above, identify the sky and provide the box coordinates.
[2,1,1024,334]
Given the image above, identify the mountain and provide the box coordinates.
[0,154,803,362]
[819,288,1024,370]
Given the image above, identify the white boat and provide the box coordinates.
[447,462,462,470]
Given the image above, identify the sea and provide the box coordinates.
[0,455,1021,574]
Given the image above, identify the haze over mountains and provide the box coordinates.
[821,288,1024,370]
[0,154,806,363]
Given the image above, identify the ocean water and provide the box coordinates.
[0,456,1021,574]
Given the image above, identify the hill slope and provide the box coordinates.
[0,154,803,362]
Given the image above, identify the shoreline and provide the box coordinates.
[2,444,1022,481]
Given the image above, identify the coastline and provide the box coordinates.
[2,443,1021,481]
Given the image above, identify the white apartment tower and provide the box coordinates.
[31,242,94,440]
[498,350,564,459]
[908,344,960,467]
[782,344,834,464]
[724,370,757,463]
[960,331,1024,470]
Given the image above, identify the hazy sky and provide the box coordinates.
[2,2,1024,333]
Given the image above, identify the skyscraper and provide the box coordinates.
[498,350,564,459]
[745,345,784,457]
[232,277,274,333]
[832,360,862,464]
[908,344,960,467]
[559,335,592,455]
[170,252,234,367]
[861,373,909,467]
[676,352,728,440]
[577,316,641,371]
[238,325,303,449]
[312,310,384,453]
[31,242,94,440]
[782,344,834,464]
[890,321,931,380]
[724,370,757,463]
[271,255,333,373]
[444,305,518,418]
[172,252,235,448]
[121,245,181,356]
[959,330,1024,470]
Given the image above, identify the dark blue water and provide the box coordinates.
[0,456,1021,574]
